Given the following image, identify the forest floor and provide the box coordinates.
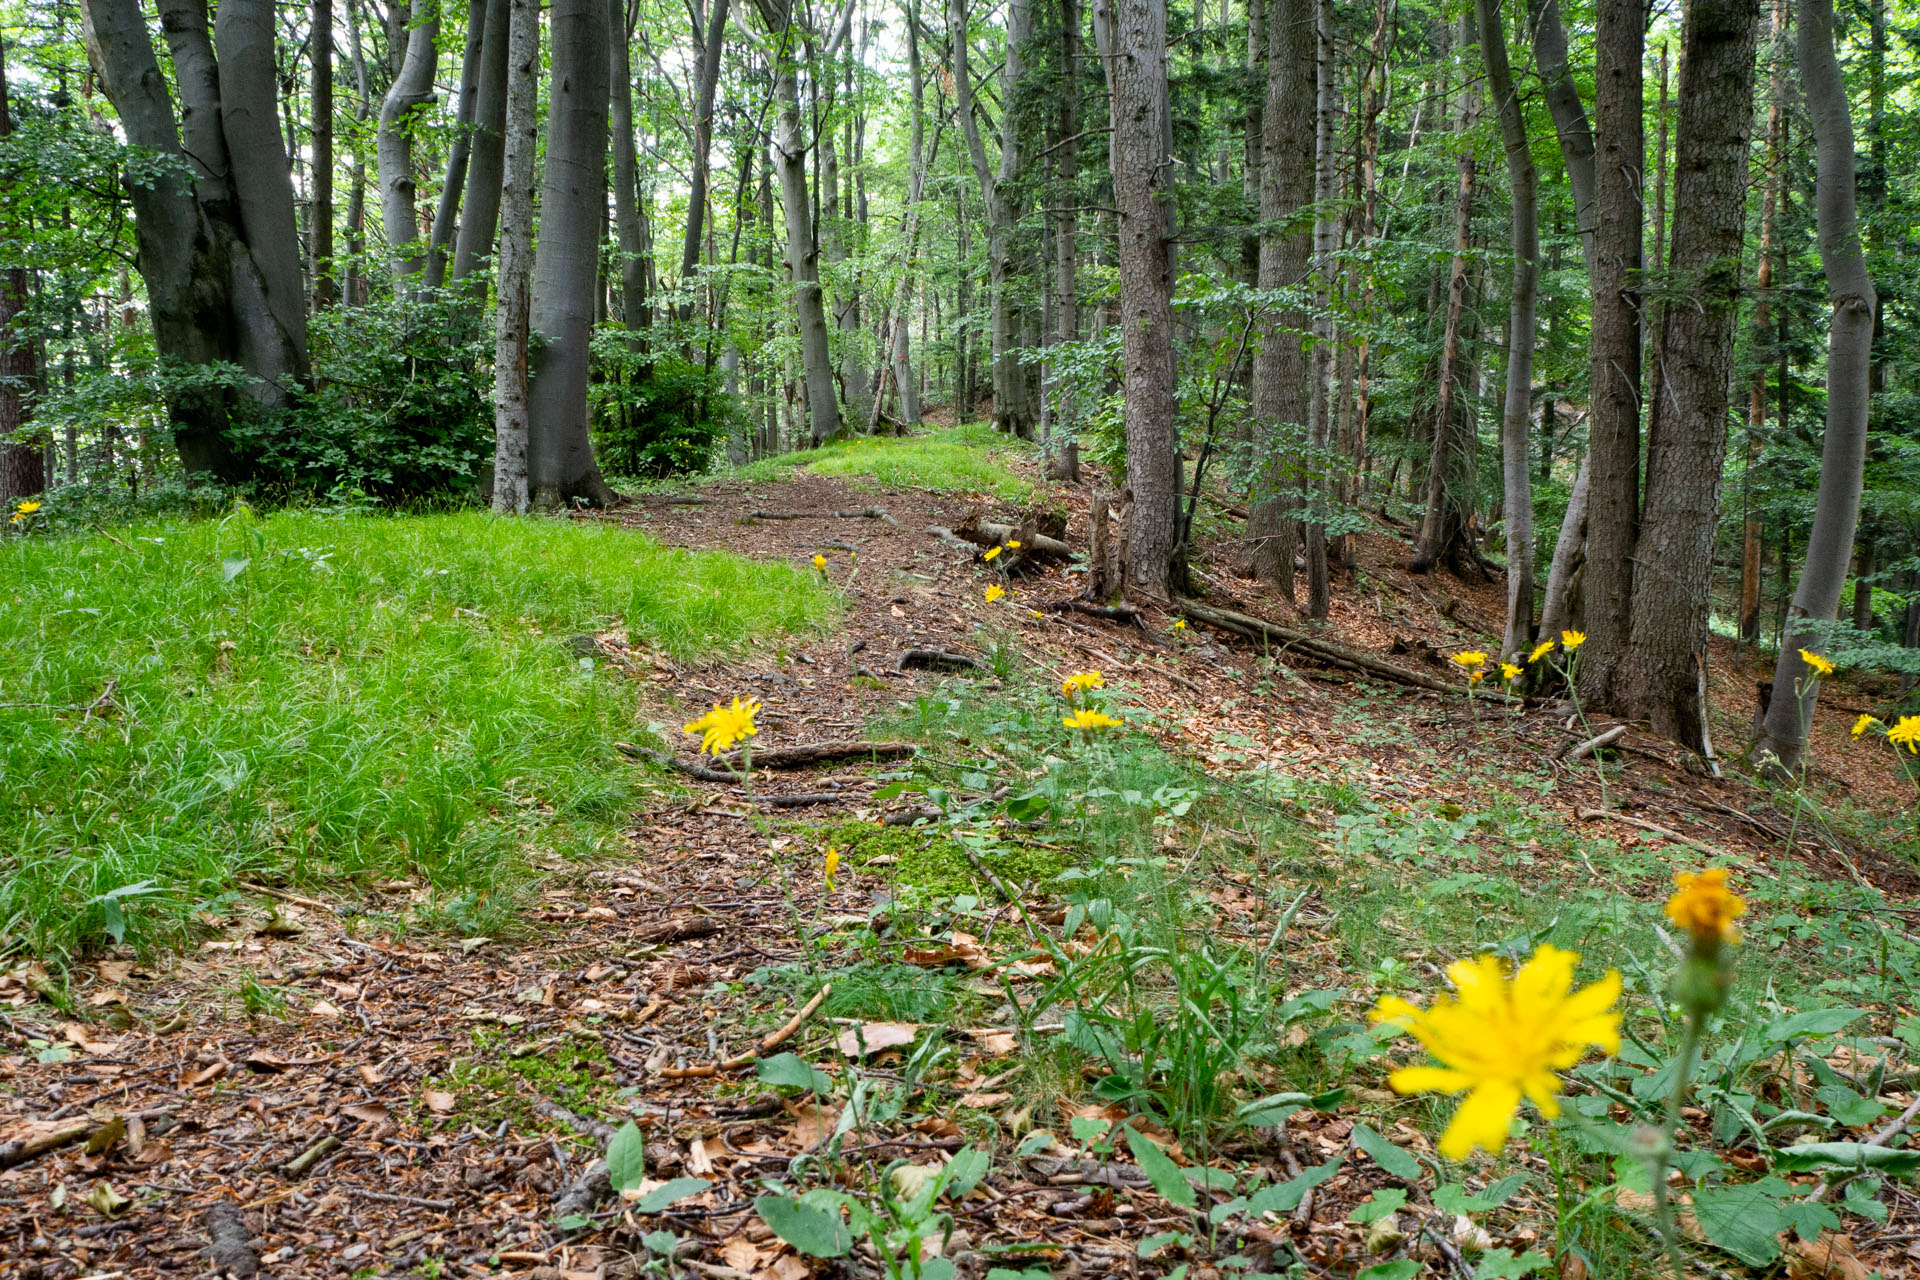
[5,441,1920,1280]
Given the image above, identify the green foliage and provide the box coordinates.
[590,336,734,479]
[734,426,1033,502]
[0,509,832,961]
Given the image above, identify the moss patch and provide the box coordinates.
[815,817,1069,896]
[430,1028,616,1128]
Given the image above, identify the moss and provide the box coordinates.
[430,1028,616,1128]
[813,817,1068,896]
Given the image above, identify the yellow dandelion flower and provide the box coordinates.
[983,545,1002,561]
[1527,639,1555,664]
[1853,714,1881,739]
[1062,708,1123,732]
[1029,609,1043,618]
[1007,540,1022,549]
[1888,715,1920,754]
[14,500,41,516]
[1664,869,1746,946]
[1370,945,1621,1160]
[1451,651,1489,670]
[985,584,1005,603]
[1798,649,1835,677]
[1469,670,1486,683]
[1173,619,1187,631]
[823,847,840,890]
[1560,630,1586,651]
[1061,671,1106,697]
[682,696,762,756]
[1500,662,1522,682]
[812,554,828,571]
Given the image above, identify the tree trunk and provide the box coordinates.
[525,0,617,506]
[377,0,439,276]
[1523,0,1594,270]
[1408,15,1479,578]
[425,0,487,287]
[1759,0,1875,771]
[1477,0,1538,657]
[0,38,44,504]
[1097,0,1177,599]
[311,0,336,309]
[885,0,932,427]
[1739,0,1784,645]
[1243,0,1313,597]
[609,0,646,327]
[1302,0,1335,618]
[676,0,730,306]
[451,0,509,280]
[343,0,370,305]
[1622,0,1758,749]
[1576,0,1643,707]
[490,0,537,513]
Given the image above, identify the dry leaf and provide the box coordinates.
[966,1029,1018,1055]
[958,1091,1012,1108]
[244,1050,291,1073]
[769,1254,811,1280]
[835,1021,919,1058]
[60,1023,117,1055]
[422,1090,458,1114]
[913,1116,962,1139]
[782,1101,840,1150]
[720,1239,765,1272]
[96,960,134,985]
[185,1059,230,1086]
[343,1102,390,1124]
[308,999,344,1019]
[1787,1233,1871,1280]
[358,1063,386,1086]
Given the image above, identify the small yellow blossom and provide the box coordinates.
[1062,708,1123,732]
[1853,714,1881,739]
[14,500,41,516]
[985,584,1005,603]
[823,846,840,890]
[1500,662,1522,682]
[983,545,1002,561]
[1888,715,1920,754]
[682,696,762,756]
[812,554,828,571]
[1007,540,1022,549]
[1560,630,1586,651]
[1664,869,1746,946]
[1370,945,1622,1160]
[1451,651,1488,670]
[1527,639,1555,664]
[1029,609,1043,618]
[1799,649,1836,677]
[1173,619,1187,631]
[1469,670,1486,683]
[1061,671,1105,697]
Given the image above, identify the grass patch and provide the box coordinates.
[727,425,1034,503]
[432,1028,616,1129]
[0,508,833,962]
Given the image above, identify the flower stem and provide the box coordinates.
[1647,1004,1704,1280]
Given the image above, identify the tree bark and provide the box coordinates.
[1622,0,1758,749]
[1523,0,1594,271]
[526,0,617,506]
[609,0,646,328]
[676,0,731,305]
[1243,0,1313,597]
[1302,0,1335,618]
[1739,0,1785,644]
[0,37,44,504]
[311,0,336,309]
[1098,0,1177,599]
[377,0,439,276]
[452,0,509,281]
[491,0,538,513]
[1759,0,1875,771]
[1576,0,1643,707]
[425,0,488,287]
[1477,0,1538,657]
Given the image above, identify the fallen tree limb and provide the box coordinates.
[1042,598,1143,624]
[615,743,734,782]
[756,792,855,809]
[717,740,918,769]
[641,494,713,505]
[924,525,978,552]
[1575,808,1742,863]
[954,518,1073,559]
[0,1120,90,1169]
[1562,725,1628,761]
[1174,598,1512,701]
[752,507,900,527]
[719,983,833,1068]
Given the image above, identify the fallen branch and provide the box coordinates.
[281,1135,340,1177]
[615,743,735,783]
[239,881,340,916]
[634,913,725,945]
[756,792,855,809]
[1575,808,1742,863]
[641,494,714,505]
[1561,725,1629,761]
[752,506,899,527]
[924,525,979,552]
[899,649,984,673]
[954,517,1073,560]
[0,1120,91,1169]
[719,984,833,1068]
[717,740,918,769]
[1042,598,1143,624]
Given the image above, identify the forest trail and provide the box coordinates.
[4,463,1917,1280]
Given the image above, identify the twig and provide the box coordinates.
[1575,808,1742,863]
[281,1135,341,1176]
[1562,725,1629,761]
[239,881,341,915]
[719,983,833,1068]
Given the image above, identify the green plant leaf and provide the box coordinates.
[1347,1188,1407,1224]
[1351,1123,1423,1180]
[1235,1091,1311,1127]
[1691,1184,1794,1266]
[753,1193,852,1258]
[632,1177,712,1213]
[1356,1261,1421,1280]
[944,1145,991,1198]
[1246,1158,1341,1216]
[605,1121,645,1194]
[1137,1231,1192,1258]
[1124,1126,1197,1208]
[1761,1007,1866,1043]
[1774,1142,1920,1176]
[756,1052,833,1096]
[1472,1248,1552,1278]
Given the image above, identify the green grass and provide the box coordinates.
[728,424,1034,503]
[0,508,834,963]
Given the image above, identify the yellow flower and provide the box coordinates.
[14,500,41,516]
[1888,715,1920,754]
[823,846,840,890]
[1173,619,1187,631]
[682,696,762,756]
[1370,945,1621,1160]
[1061,671,1105,697]
[1853,714,1881,739]
[1560,630,1586,651]
[1029,609,1043,618]
[1500,662,1522,682]
[983,545,1002,561]
[1062,708,1123,732]
[812,554,828,571]
[1451,651,1489,669]
[1527,639,1555,664]
[985,584,1005,603]
[1664,869,1746,946]
[1798,649,1835,677]
[1469,670,1486,683]
[1007,540,1022,549]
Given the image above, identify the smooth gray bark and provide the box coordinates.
[452,0,509,280]
[377,0,439,275]
[1302,0,1334,617]
[491,0,537,513]
[1523,0,1595,270]
[425,0,487,287]
[1761,0,1877,770]
[676,0,731,302]
[609,0,647,327]
[312,0,336,308]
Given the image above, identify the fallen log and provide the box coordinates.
[641,494,714,505]
[1041,598,1143,625]
[899,648,984,673]
[1562,725,1628,761]
[953,516,1072,560]
[924,525,978,552]
[1173,598,1516,702]
[756,792,855,809]
[718,740,918,769]
[751,506,901,527]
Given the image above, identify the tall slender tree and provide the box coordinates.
[490,0,539,513]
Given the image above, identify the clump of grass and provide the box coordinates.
[728,425,1034,502]
[0,508,833,963]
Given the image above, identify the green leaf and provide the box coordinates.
[1246,1158,1341,1216]
[605,1121,645,1194]
[1347,1188,1407,1224]
[943,1145,991,1198]
[555,1213,592,1231]
[1351,1123,1423,1181]
[1762,1007,1866,1044]
[1472,1248,1552,1279]
[1004,792,1051,821]
[1137,1231,1192,1258]
[1780,1198,1842,1242]
[1356,1261,1421,1280]
[1124,1126,1197,1208]
[632,1177,711,1213]
[1235,1091,1311,1128]
[1774,1142,1920,1176]
[756,1052,833,1096]
[1691,1184,1794,1266]
[753,1193,852,1258]
[1815,1085,1888,1128]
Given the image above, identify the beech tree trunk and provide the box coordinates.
[1576,0,1643,707]
[311,0,336,309]
[1622,0,1758,749]
[1098,0,1177,599]
[1760,0,1876,771]
[676,0,731,306]
[525,0,617,506]
[1477,0,1538,657]
[451,0,509,280]
[490,0,538,513]
[425,0,487,287]
[377,0,439,276]
[1740,0,1785,644]
[1244,0,1313,597]
[0,39,44,504]
[609,0,646,327]
[1302,0,1334,619]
